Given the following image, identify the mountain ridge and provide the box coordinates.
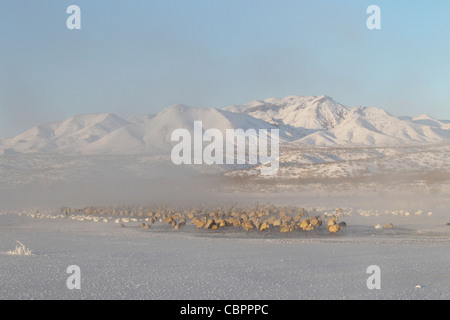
[1,95,449,155]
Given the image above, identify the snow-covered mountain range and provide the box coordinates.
[1,95,449,155]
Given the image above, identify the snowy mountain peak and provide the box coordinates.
[413,114,433,120]
[54,113,129,135]
[0,95,449,155]
[165,103,194,112]
[224,94,349,130]
[411,114,450,130]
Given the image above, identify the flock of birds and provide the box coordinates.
[56,204,348,234]
[19,203,450,236]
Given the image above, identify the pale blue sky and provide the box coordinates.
[1,0,449,137]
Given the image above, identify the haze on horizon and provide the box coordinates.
[1,0,450,138]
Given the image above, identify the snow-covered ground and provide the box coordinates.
[0,207,449,300]
[227,143,450,180]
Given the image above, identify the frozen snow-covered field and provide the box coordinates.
[1,203,449,300]
[0,144,449,300]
